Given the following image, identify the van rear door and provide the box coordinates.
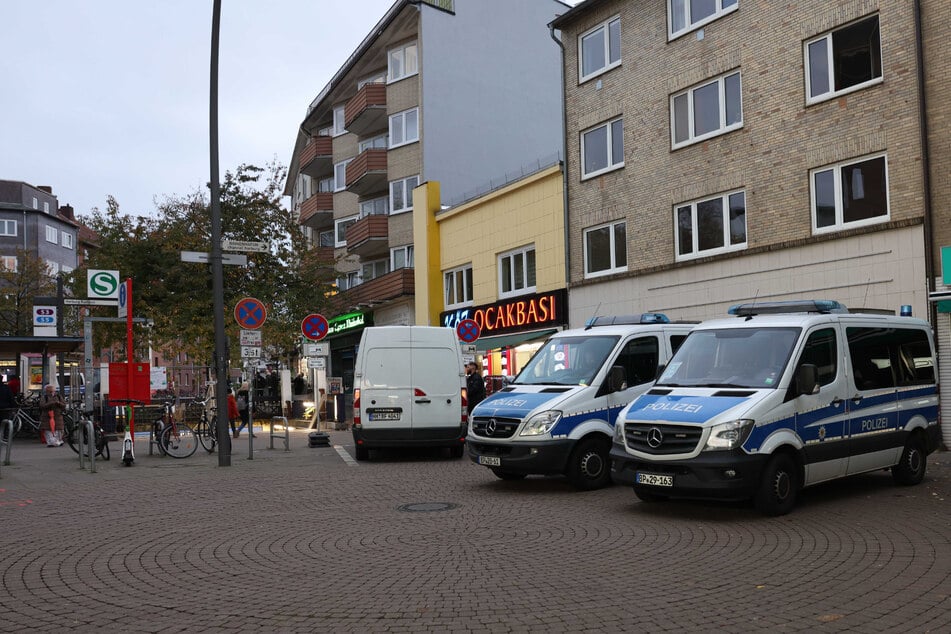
[410,346,462,436]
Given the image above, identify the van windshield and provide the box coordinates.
[514,335,619,386]
[657,327,801,389]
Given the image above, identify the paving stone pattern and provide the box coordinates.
[1,433,949,632]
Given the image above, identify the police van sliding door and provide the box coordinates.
[794,327,849,484]
[845,326,902,475]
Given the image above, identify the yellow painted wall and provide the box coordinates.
[413,180,443,326]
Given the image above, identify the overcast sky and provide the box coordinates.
[0,0,433,218]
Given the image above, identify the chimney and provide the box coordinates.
[59,204,74,220]
[37,185,53,194]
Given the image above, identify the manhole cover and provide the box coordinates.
[398,502,458,513]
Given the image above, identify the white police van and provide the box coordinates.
[611,300,941,515]
[468,315,694,489]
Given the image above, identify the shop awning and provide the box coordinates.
[475,328,558,353]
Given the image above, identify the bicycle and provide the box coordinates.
[63,408,110,460]
[152,401,199,459]
[190,397,218,454]
[10,403,42,438]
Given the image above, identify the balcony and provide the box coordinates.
[340,268,414,311]
[310,245,336,265]
[299,136,333,178]
[344,83,387,137]
[345,148,388,197]
[344,214,389,259]
[298,192,334,229]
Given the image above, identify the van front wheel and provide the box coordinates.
[754,453,799,516]
[892,434,926,486]
[566,436,612,490]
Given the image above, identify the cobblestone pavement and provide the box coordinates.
[1,429,949,633]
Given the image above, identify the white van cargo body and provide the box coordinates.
[611,300,941,515]
[467,315,694,489]
[352,326,467,461]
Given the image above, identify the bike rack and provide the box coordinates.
[0,418,13,476]
[269,416,290,452]
[149,421,164,456]
[78,418,96,473]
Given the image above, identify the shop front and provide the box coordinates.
[440,288,567,386]
[324,311,372,424]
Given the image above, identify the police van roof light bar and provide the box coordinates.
[728,300,849,317]
[585,313,671,328]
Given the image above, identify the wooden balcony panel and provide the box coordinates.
[344,214,389,259]
[345,148,388,196]
[344,83,387,136]
[298,192,334,228]
[343,268,415,308]
[299,136,333,178]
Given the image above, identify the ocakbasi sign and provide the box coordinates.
[440,289,567,338]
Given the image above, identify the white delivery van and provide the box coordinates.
[611,300,941,515]
[467,315,694,489]
[352,326,467,461]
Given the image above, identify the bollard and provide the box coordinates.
[269,416,290,452]
[78,418,96,473]
[0,418,13,476]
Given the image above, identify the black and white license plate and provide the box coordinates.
[367,409,401,422]
[478,456,501,467]
[636,472,673,487]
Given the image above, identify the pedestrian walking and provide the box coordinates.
[235,381,255,437]
[227,388,239,438]
[39,384,65,446]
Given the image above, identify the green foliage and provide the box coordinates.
[0,249,57,336]
[74,162,337,365]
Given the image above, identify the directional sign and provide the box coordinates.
[456,318,481,343]
[307,357,326,369]
[180,251,248,266]
[222,239,269,253]
[301,313,329,341]
[234,297,267,329]
[64,298,119,306]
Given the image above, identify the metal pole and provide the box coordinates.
[210,0,231,465]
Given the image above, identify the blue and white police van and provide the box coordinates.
[610,300,941,515]
[467,315,694,489]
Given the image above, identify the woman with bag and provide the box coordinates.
[39,384,65,446]
[234,381,255,437]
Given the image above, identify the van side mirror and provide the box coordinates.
[607,365,627,393]
[796,364,820,396]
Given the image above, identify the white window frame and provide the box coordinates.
[0,220,16,236]
[387,41,418,83]
[332,105,347,136]
[670,70,742,149]
[389,108,419,149]
[334,215,358,247]
[318,229,334,248]
[358,134,388,153]
[337,270,362,291]
[361,258,390,282]
[391,245,414,270]
[358,72,386,89]
[62,232,74,249]
[334,158,352,192]
[578,15,621,83]
[804,14,883,105]
[810,153,889,235]
[32,197,38,209]
[444,264,473,309]
[390,175,419,215]
[674,189,748,261]
[43,202,50,213]
[668,0,738,40]
[47,260,59,274]
[581,117,624,179]
[359,196,389,218]
[498,245,536,299]
[1,256,16,272]
[583,220,628,278]
[317,176,334,193]
[45,225,58,243]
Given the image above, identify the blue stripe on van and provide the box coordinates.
[623,394,749,424]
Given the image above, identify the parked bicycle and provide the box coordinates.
[191,397,218,454]
[10,401,42,438]
[62,408,110,460]
[151,400,200,458]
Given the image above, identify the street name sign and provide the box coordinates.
[180,251,248,266]
[65,298,118,306]
[222,239,269,253]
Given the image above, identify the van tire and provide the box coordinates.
[566,436,612,490]
[354,445,369,461]
[449,444,465,459]
[491,469,526,481]
[892,434,926,486]
[754,453,799,516]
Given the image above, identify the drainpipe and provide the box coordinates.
[914,0,937,333]
[549,23,570,304]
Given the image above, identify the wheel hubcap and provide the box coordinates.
[581,452,604,478]
[775,471,790,500]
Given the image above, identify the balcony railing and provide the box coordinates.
[345,148,388,197]
[344,214,389,259]
[340,268,415,310]
[298,192,334,228]
[344,83,387,137]
[299,135,333,178]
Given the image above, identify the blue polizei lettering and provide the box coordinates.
[625,394,750,424]
[471,391,564,419]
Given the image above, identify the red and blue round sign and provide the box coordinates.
[234,297,267,329]
[301,313,329,341]
[456,318,480,343]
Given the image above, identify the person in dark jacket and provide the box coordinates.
[465,362,486,415]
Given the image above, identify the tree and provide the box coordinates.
[0,249,57,336]
[75,162,337,367]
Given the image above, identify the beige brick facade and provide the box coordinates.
[557,0,945,325]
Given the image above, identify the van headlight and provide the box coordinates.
[613,418,626,442]
[703,419,754,451]
[520,411,562,436]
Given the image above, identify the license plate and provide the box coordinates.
[368,410,400,421]
[636,472,673,487]
[479,456,501,467]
